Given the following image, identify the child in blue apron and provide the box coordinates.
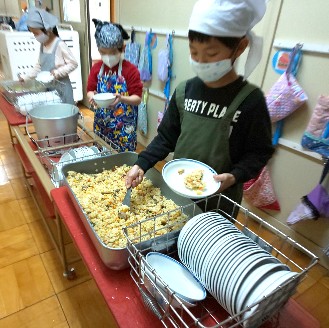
[20,7,78,105]
[87,20,143,152]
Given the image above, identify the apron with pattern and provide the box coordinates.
[94,61,138,152]
[39,39,75,105]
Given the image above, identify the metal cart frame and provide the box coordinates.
[12,121,118,279]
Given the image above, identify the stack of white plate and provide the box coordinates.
[177,212,299,326]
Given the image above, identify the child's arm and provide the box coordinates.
[116,94,141,106]
[52,41,78,79]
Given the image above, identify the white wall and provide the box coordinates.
[116,0,329,268]
[89,0,111,61]
[117,0,194,150]
[259,0,329,268]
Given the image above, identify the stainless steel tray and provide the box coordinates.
[62,152,199,270]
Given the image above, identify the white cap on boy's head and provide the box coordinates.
[189,0,267,78]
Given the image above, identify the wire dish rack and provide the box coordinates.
[0,79,45,102]
[0,79,64,115]
[124,194,319,328]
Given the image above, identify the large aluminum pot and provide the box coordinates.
[28,103,79,147]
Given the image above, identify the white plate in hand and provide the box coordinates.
[36,71,54,83]
[162,159,220,198]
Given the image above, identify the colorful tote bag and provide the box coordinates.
[301,95,329,158]
[266,43,308,123]
[243,166,281,211]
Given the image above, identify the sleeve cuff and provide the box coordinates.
[230,169,244,184]
[135,156,153,173]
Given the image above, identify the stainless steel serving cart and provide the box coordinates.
[9,108,119,279]
[124,193,319,328]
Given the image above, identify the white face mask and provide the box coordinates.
[189,56,232,82]
[101,53,121,68]
[35,33,49,44]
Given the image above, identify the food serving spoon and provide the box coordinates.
[118,187,132,219]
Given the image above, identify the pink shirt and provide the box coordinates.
[22,37,78,80]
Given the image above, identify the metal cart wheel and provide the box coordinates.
[63,267,77,280]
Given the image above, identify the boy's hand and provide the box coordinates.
[213,173,236,192]
[126,165,144,188]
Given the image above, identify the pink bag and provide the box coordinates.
[266,44,307,123]
[266,73,308,123]
[243,166,280,211]
[301,95,329,158]
[157,99,169,128]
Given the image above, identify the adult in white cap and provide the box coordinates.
[20,7,78,104]
[87,19,143,152]
[126,0,274,217]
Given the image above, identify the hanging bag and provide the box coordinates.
[287,160,329,225]
[301,95,329,158]
[138,32,152,82]
[266,43,308,123]
[138,31,156,82]
[137,88,149,136]
[157,100,169,128]
[124,28,141,67]
[243,165,280,211]
[157,33,173,127]
[157,34,170,82]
